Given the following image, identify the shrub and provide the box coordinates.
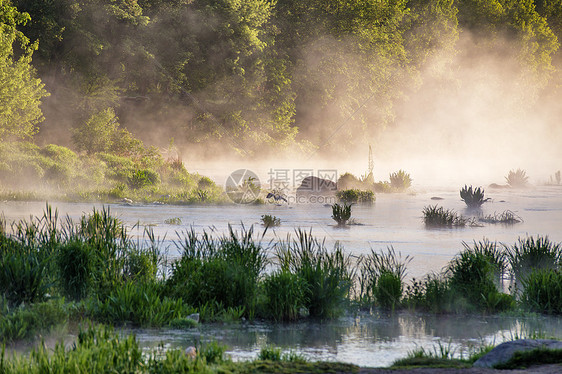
[128,169,160,189]
[258,346,282,361]
[337,173,363,190]
[336,189,375,204]
[331,203,352,226]
[460,185,488,209]
[389,170,412,191]
[505,168,529,188]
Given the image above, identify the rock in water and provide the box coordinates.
[473,339,562,368]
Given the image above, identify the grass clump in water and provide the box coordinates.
[336,189,374,204]
[506,235,562,289]
[505,168,529,188]
[479,210,522,225]
[261,214,281,228]
[423,205,469,227]
[460,185,489,209]
[357,246,411,310]
[389,170,412,191]
[331,203,352,226]
[275,229,354,319]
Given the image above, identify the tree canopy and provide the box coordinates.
[1,0,560,155]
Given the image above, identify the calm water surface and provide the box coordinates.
[2,185,562,367]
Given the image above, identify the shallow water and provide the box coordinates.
[2,185,562,367]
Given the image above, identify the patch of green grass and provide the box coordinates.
[423,205,469,227]
[506,235,561,287]
[494,347,562,369]
[336,189,375,204]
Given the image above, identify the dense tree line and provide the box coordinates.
[1,0,560,157]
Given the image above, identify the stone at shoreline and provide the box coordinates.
[473,339,562,368]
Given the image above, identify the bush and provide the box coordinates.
[261,214,281,228]
[404,273,452,313]
[128,169,160,189]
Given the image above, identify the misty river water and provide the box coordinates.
[2,185,562,367]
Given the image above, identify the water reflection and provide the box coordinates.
[131,311,562,367]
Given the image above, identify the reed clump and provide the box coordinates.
[460,185,489,209]
[331,203,352,226]
[423,205,469,227]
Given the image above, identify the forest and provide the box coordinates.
[0,0,561,174]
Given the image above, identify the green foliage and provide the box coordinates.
[336,189,375,204]
[0,237,49,306]
[258,346,282,361]
[506,235,562,286]
[0,0,48,141]
[56,240,93,300]
[423,205,468,227]
[389,170,412,191]
[0,298,68,343]
[505,168,529,188]
[262,270,307,321]
[165,226,267,319]
[331,203,352,226]
[358,247,411,309]
[521,269,562,314]
[128,168,160,189]
[447,244,511,313]
[261,214,281,228]
[460,185,488,209]
[275,229,354,318]
[404,274,452,313]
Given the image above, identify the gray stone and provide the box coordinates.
[473,339,562,368]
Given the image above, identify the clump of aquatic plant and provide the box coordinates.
[331,203,352,226]
[389,170,412,191]
[275,229,354,318]
[505,168,529,188]
[56,240,94,300]
[336,189,375,204]
[357,247,411,310]
[520,269,562,314]
[506,235,562,288]
[165,225,267,319]
[258,346,283,361]
[164,217,182,225]
[404,273,452,313]
[460,185,489,209]
[447,245,513,313]
[262,270,307,321]
[462,239,508,289]
[423,205,468,227]
[478,210,522,225]
[261,214,280,228]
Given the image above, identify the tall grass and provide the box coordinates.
[275,229,354,318]
[262,270,307,321]
[165,225,267,319]
[331,203,352,226]
[389,170,412,191]
[357,246,411,310]
[423,205,468,227]
[460,185,488,209]
[520,269,562,314]
[506,235,562,288]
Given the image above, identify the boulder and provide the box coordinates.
[296,176,337,202]
[473,339,562,368]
